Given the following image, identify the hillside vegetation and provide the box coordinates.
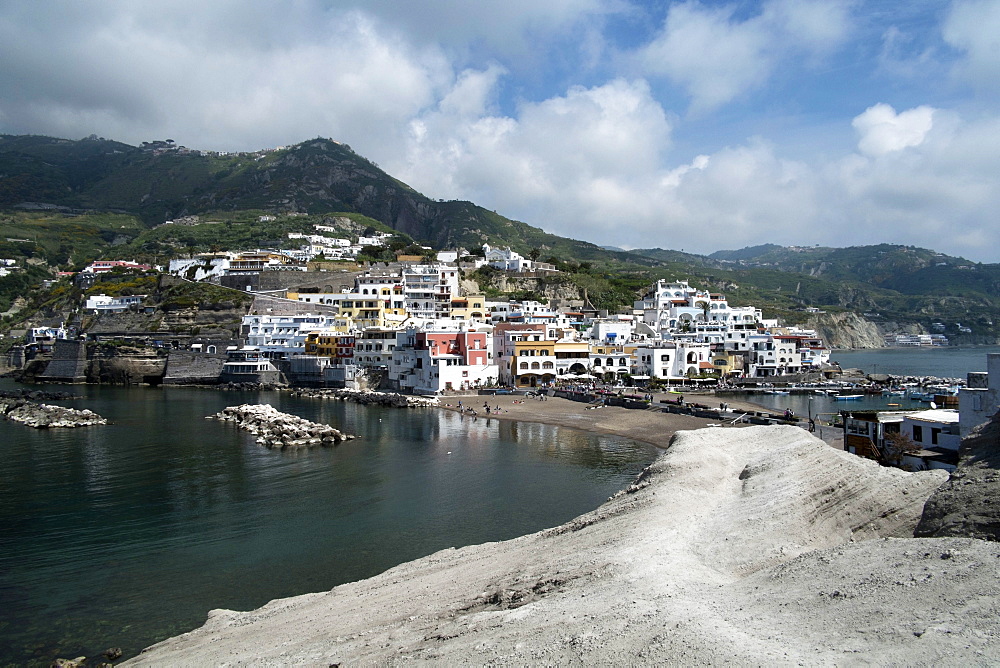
[2,134,999,341]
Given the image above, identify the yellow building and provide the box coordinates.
[337,297,409,330]
[512,339,556,387]
[710,350,744,377]
[449,294,488,322]
[553,341,591,376]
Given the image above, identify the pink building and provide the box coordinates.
[390,329,497,394]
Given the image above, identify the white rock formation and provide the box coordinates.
[125,426,1000,665]
[209,403,353,449]
[0,401,107,428]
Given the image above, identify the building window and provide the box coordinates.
[912,425,923,442]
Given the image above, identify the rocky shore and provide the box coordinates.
[288,387,440,408]
[209,403,354,449]
[125,406,1000,665]
[0,399,107,428]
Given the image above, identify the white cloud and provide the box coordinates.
[3,1,1000,262]
[943,0,1000,94]
[852,103,936,157]
[0,3,451,153]
[636,0,851,112]
[394,77,673,242]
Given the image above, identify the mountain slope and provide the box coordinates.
[3,134,1000,341]
[0,135,642,264]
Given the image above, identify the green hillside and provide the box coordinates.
[0,135,638,263]
[2,134,999,341]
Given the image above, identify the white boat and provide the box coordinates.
[832,394,863,400]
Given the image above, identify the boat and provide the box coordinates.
[832,394,863,400]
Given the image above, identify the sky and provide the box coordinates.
[2,1,1000,261]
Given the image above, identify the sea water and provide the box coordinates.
[0,381,657,665]
[748,346,1000,418]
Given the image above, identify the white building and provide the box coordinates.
[83,294,147,313]
[634,341,713,379]
[588,318,639,344]
[747,334,803,377]
[389,328,496,394]
[403,265,460,320]
[243,314,340,358]
[901,409,961,471]
[634,279,762,338]
[959,353,1000,437]
[483,244,532,272]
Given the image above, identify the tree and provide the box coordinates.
[882,432,920,467]
[528,247,541,262]
[696,300,711,322]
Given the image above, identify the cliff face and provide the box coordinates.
[476,273,582,301]
[85,305,244,340]
[802,311,927,349]
[801,312,883,349]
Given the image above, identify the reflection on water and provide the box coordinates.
[0,381,655,665]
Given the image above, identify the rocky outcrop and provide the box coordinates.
[161,350,228,385]
[801,312,936,349]
[125,426,1000,666]
[475,273,581,301]
[915,410,1000,541]
[86,345,166,385]
[209,404,354,449]
[0,399,107,428]
[289,388,439,408]
[802,311,886,349]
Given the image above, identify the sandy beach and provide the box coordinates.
[438,389,840,449]
[122,389,1000,666]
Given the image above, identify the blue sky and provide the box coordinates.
[2,0,1000,260]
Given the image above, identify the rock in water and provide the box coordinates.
[0,400,107,428]
[208,404,355,449]
[915,410,1000,541]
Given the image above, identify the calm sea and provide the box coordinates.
[0,381,656,665]
[831,346,1000,379]
[749,346,1000,418]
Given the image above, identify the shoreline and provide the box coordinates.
[430,389,841,450]
[433,391,739,450]
[123,417,998,665]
